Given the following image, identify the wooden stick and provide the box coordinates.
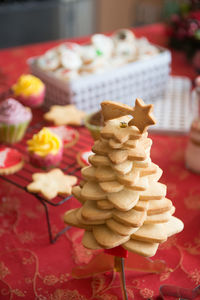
[114,256,128,300]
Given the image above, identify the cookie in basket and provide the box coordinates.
[27,168,77,200]
[27,127,63,169]
[48,125,79,148]
[61,48,82,70]
[112,29,137,61]
[0,146,24,175]
[44,104,85,126]
[54,68,79,81]
[91,34,114,59]
[37,48,60,71]
[112,29,135,44]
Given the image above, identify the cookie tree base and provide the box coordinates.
[71,247,167,278]
[71,247,167,300]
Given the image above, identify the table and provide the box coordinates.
[0,24,200,300]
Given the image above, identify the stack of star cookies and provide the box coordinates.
[64,99,184,257]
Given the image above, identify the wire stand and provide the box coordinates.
[0,123,90,244]
[35,193,72,243]
[0,173,73,244]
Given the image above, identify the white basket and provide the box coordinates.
[150,76,192,134]
[28,47,171,112]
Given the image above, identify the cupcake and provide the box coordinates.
[12,74,45,108]
[84,111,104,140]
[0,98,32,144]
[27,127,63,169]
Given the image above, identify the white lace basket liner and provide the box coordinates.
[27,46,171,112]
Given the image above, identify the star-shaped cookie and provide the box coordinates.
[100,117,142,144]
[27,168,77,200]
[128,98,156,133]
[101,99,156,133]
[44,105,85,126]
[101,101,134,121]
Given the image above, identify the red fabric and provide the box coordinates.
[0,24,200,300]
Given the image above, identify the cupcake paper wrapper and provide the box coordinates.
[0,121,30,144]
[84,114,102,141]
[15,88,45,108]
[29,147,63,169]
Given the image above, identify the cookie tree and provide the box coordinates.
[64,99,184,299]
[65,99,183,255]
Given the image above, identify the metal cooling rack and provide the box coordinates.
[0,123,93,243]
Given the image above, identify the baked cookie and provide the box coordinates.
[101,99,156,133]
[48,125,79,148]
[44,105,85,126]
[77,149,93,167]
[0,147,24,175]
[27,168,77,200]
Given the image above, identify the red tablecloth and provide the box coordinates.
[0,24,200,300]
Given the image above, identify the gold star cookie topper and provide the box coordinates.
[101,98,156,133]
[27,168,77,200]
[44,104,85,126]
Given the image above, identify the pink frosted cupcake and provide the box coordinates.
[12,74,45,108]
[0,98,32,144]
[27,127,63,169]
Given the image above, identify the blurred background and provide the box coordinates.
[0,0,183,49]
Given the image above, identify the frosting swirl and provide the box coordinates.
[12,74,45,97]
[27,127,62,157]
[0,98,32,125]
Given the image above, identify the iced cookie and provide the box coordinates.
[48,125,79,148]
[91,34,114,59]
[112,29,135,44]
[0,146,24,175]
[54,68,79,81]
[112,29,137,61]
[77,149,93,167]
[37,48,60,71]
[61,49,82,70]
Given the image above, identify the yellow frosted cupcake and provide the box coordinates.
[12,74,45,108]
[27,127,63,169]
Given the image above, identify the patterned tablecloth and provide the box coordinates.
[0,24,200,300]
